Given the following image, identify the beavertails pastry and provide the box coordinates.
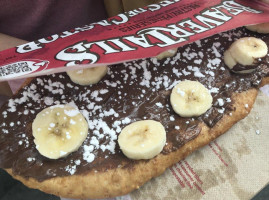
[0,27,269,199]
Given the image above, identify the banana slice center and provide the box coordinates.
[170,80,213,117]
[32,105,88,159]
[187,91,199,102]
[51,122,67,137]
[130,126,149,145]
[118,120,166,160]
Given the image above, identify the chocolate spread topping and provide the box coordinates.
[0,27,268,181]
[232,56,269,72]
[232,64,257,71]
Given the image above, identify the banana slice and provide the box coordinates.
[32,105,88,159]
[66,65,108,86]
[224,37,268,73]
[118,120,166,160]
[156,48,178,60]
[246,23,269,34]
[170,80,213,117]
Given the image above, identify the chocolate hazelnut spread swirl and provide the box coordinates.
[232,57,269,72]
[0,27,268,181]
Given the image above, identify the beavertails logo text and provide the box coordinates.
[16,0,261,67]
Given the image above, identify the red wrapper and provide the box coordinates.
[0,0,269,81]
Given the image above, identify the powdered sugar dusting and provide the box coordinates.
[64,109,80,117]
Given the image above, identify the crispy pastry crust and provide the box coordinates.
[260,76,269,87]
[5,81,263,199]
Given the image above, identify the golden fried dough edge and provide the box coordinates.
[4,77,259,199]
[260,76,269,87]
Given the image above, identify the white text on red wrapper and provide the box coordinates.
[55,1,261,66]
[16,0,261,67]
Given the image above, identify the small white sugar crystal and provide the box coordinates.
[64,109,80,117]
[24,110,29,115]
[60,151,67,156]
[65,165,77,175]
[218,108,225,114]
[44,97,54,106]
[70,119,76,125]
[170,116,175,121]
[122,118,131,124]
[75,160,81,165]
[83,151,95,163]
[177,88,185,97]
[217,98,224,106]
[156,102,164,108]
[49,123,55,128]
[210,87,219,93]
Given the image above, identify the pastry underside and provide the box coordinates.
[0,27,269,199]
